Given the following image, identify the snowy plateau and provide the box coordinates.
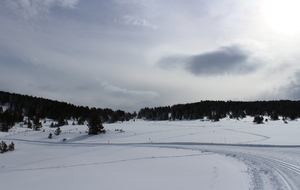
[1,117,300,190]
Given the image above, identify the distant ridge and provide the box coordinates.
[137,100,300,121]
[0,91,136,132]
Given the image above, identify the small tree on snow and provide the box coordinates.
[253,116,264,124]
[8,142,14,151]
[0,141,14,153]
[0,141,8,153]
[48,133,53,139]
[88,115,105,135]
[54,127,62,135]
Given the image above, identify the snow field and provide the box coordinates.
[1,116,300,189]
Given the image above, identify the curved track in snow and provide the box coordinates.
[4,137,300,189]
[142,143,300,190]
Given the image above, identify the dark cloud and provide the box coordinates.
[158,45,258,76]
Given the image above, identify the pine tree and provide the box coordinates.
[270,112,279,120]
[33,117,42,131]
[0,110,16,132]
[33,116,40,126]
[253,115,264,124]
[48,133,53,139]
[57,117,65,126]
[27,118,32,129]
[88,114,105,135]
[54,127,62,135]
[8,142,14,151]
[0,141,8,153]
[78,117,85,125]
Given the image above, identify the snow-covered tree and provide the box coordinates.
[0,141,8,153]
[8,142,14,151]
[54,127,62,135]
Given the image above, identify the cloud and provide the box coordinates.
[101,81,159,99]
[70,81,160,112]
[1,0,298,112]
[282,71,300,100]
[115,15,158,29]
[0,56,160,112]
[158,45,259,76]
[4,0,79,18]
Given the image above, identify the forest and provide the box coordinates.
[0,91,136,132]
[137,100,300,121]
[2,90,300,132]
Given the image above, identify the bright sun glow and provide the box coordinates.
[262,0,300,35]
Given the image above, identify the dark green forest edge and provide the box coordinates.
[1,90,300,133]
[137,100,300,121]
[0,91,136,133]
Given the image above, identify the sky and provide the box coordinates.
[1,0,300,112]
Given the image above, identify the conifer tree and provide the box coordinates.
[57,117,65,126]
[54,127,62,135]
[27,118,32,129]
[8,142,14,151]
[88,114,105,135]
[48,133,53,139]
[0,141,8,153]
[253,115,264,124]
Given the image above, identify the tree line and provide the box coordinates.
[137,100,300,121]
[0,91,136,132]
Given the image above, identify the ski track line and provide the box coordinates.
[211,148,300,190]
[266,157,300,175]
[0,152,208,173]
[0,145,127,172]
[224,128,270,144]
[5,138,300,148]
[148,144,300,190]
[272,165,297,190]
[254,155,300,190]
[262,156,300,190]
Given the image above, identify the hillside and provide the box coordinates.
[0,91,136,132]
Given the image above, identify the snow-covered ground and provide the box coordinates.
[1,117,300,190]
